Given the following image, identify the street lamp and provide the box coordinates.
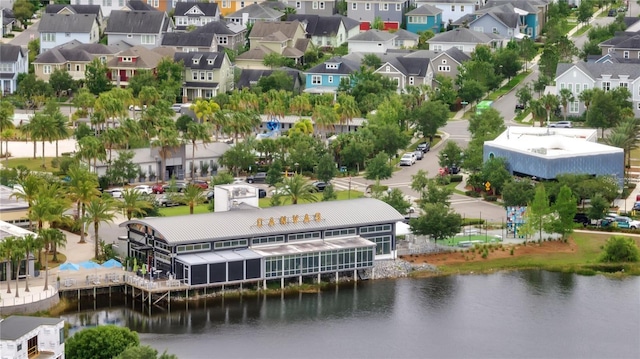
[294,162,299,174]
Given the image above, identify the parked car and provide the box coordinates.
[128,105,147,111]
[633,202,640,211]
[312,181,328,192]
[189,180,209,190]
[400,153,416,166]
[104,188,124,198]
[549,121,572,128]
[573,213,590,227]
[152,183,165,194]
[613,216,640,229]
[156,194,182,207]
[162,182,187,192]
[515,103,526,110]
[608,8,617,16]
[171,103,182,113]
[132,185,153,195]
[414,150,424,160]
[416,142,431,153]
[205,190,214,203]
[246,172,267,184]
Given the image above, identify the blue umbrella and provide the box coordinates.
[59,262,79,271]
[79,260,102,270]
[102,259,123,269]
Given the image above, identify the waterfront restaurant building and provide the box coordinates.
[120,198,405,287]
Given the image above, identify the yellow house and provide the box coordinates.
[235,20,310,70]
[214,0,269,16]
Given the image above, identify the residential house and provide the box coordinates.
[45,4,104,29]
[0,316,65,359]
[405,4,443,34]
[173,2,221,31]
[554,62,640,117]
[105,10,173,49]
[346,0,408,30]
[599,31,640,60]
[404,46,470,81]
[304,56,359,96]
[38,13,100,54]
[1,8,15,37]
[347,29,398,53]
[33,40,127,82]
[106,46,176,86]
[0,43,27,95]
[393,29,419,48]
[374,54,435,93]
[427,27,504,53]
[126,0,158,11]
[235,20,309,69]
[175,51,234,100]
[414,0,476,28]
[467,9,524,39]
[285,0,338,16]
[484,0,548,39]
[162,20,246,52]
[287,14,360,48]
[237,67,303,92]
[70,0,140,17]
[590,53,640,64]
[225,3,284,26]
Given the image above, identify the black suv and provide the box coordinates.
[246,172,267,183]
[416,142,431,153]
[573,213,590,227]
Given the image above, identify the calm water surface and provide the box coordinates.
[62,271,640,359]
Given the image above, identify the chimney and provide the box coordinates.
[242,12,249,27]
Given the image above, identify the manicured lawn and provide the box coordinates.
[573,24,592,37]
[444,234,503,246]
[158,204,212,216]
[259,190,364,207]
[486,71,532,101]
[2,157,58,172]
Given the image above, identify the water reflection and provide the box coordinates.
[516,270,575,298]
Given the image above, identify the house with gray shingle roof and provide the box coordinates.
[1,9,15,38]
[235,20,308,70]
[414,0,477,28]
[554,62,640,117]
[347,29,398,53]
[0,43,28,95]
[33,40,129,82]
[38,13,100,54]
[484,0,548,39]
[598,31,640,60]
[45,4,104,29]
[0,316,65,359]
[304,56,360,96]
[467,8,525,40]
[427,27,505,53]
[174,51,234,100]
[374,54,435,93]
[225,3,285,26]
[287,14,360,48]
[173,1,220,31]
[162,20,246,52]
[404,47,470,81]
[105,10,174,49]
[406,4,443,34]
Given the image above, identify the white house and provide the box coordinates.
[0,316,66,359]
[38,13,100,54]
[415,0,477,27]
[347,29,397,53]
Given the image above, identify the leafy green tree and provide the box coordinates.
[416,30,435,49]
[549,185,577,240]
[49,69,76,97]
[438,141,464,170]
[0,99,15,162]
[364,152,393,180]
[577,0,594,24]
[539,46,559,78]
[599,236,640,263]
[219,142,255,176]
[457,79,486,106]
[410,100,449,140]
[85,58,113,95]
[12,0,34,29]
[481,157,512,195]
[410,203,462,242]
[379,188,412,214]
[533,75,549,98]
[528,185,551,241]
[266,159,284,187]
[516,84,533,109]
[421,179,453,207]
[115,345,177,359]
[362,53,382,69]
[120,189,153,221]
[457,59,500,90]
[432,75,457,108]
[127,70,157,97]
[106,151,138,185]
[501,179,536,207]
[156,58,184,102]
[276,174,317,204]
[257,70,294,92]
[263,53,294,68]
[66,325,140,359]
[493,47,521,80]
[322,184,338,201]
[316,153,337,183]
[519,36,537,70]
[410,170,430,201]
[371,16,384,30]
[16,73,53,109]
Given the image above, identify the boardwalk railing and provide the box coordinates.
[0,288,58,307]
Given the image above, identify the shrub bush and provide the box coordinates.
[449,174,463,183]
[599,235,640,263]
[436,175,451,185]
[483,195,498,202]
[462,218,485,226]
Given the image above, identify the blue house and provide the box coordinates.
[303,57,360,96]
[406,4,442,34]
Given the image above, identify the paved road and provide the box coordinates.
[8,19,39,47]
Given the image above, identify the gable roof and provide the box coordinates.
[174,51,226,70]
[380,56,431,77]
[555,62,640,81]
[107,46,174,68]
[305,56,360,74]
[609,34,640,50]
[0,316,64,341]
[393,29,419,41]
[227,3,284,19]
[105,10,167,34]
[484,0,542,13]
[126,0,157,11]
[348,29,397,42]
[406,4,442,16]
[195,20,244,35]
[262,1,289,11]
[249,20,303,40]
[477,11,520,28]
[174,2,219,17]
[428,27,502,44]
[402,46,470,64]
[237,67,301,89]
[45,4,101,16]
[38,13,97,33]
[287,14,358,36]
[34,40,125,64]
[162,32,215,47]
[0,44,25,63]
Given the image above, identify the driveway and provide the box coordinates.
[8,19,39,47]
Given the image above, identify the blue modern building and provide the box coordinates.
[483,127,624,188]
[406,4,442,34]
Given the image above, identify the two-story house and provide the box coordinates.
[287,14,360,48]
[235,20,309,69]
[415,0,477,28]
[212,0,265,16]
[403,46,470,81]
[304,56,360,96]
[45,4,104,30]
[173,2,220,31]
[347,29,398,53]
[346,0,408,30]
[38,13,100,54]
[70,0,132,16]
[393,28,419,48]
[1,9,15,38]
[285,0,338,16]
[225,3,285,26]
[427,27,504,53]
[373,54,435,93]
[163,20,246,52]
[555,62,640,117]
[175,51,234,100]
[599,32,640,60]
[485,0,547,39]
[467,9,524,39]
[405,4,443,34]
[0,43,27,95]
[105,10,174,49]
[0,316,66,359]
[34,40,129,82]
[106,46,176,86]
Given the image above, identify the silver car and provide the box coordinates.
[549,121,572,128]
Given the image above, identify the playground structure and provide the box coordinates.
[256,117,280,140]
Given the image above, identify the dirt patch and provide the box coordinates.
[400,239,578,266]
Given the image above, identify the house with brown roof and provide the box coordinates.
[106,46,176,87]
[235,20,309,70]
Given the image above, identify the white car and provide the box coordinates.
[128,105,147,111]
[131,185,153,195]
[399,153,416,166]
[171,104,182,113]
[104,188,124,198]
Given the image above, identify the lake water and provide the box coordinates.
[62,271,640,359]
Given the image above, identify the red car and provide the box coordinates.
[152,183,165,194]
[190,180,209,190]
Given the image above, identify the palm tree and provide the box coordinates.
[77,136,106,173]
[0,99,15,163]
[289,94,312,116]
[558,88,575,121]
[38,228,66,290]
[529,100,547,127]
[151,125,181,182]
[182,185,206,214]
[43,100,69,158]
[578,88,595,123]
[27,112,56,165]
[313,105,338,139]
[540,94,559,128]
[66,165,100,244]
[223,111,260,143]
[276,174,318,204]
[120,189,153,220]
[336,94,360,132]
[21,234,40,293]
[183,122,211,179]
[10,174,45,230]
[9,238,25,298]
[0,236,18,294]
[83,197,117,260]
[100,127,125,170]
